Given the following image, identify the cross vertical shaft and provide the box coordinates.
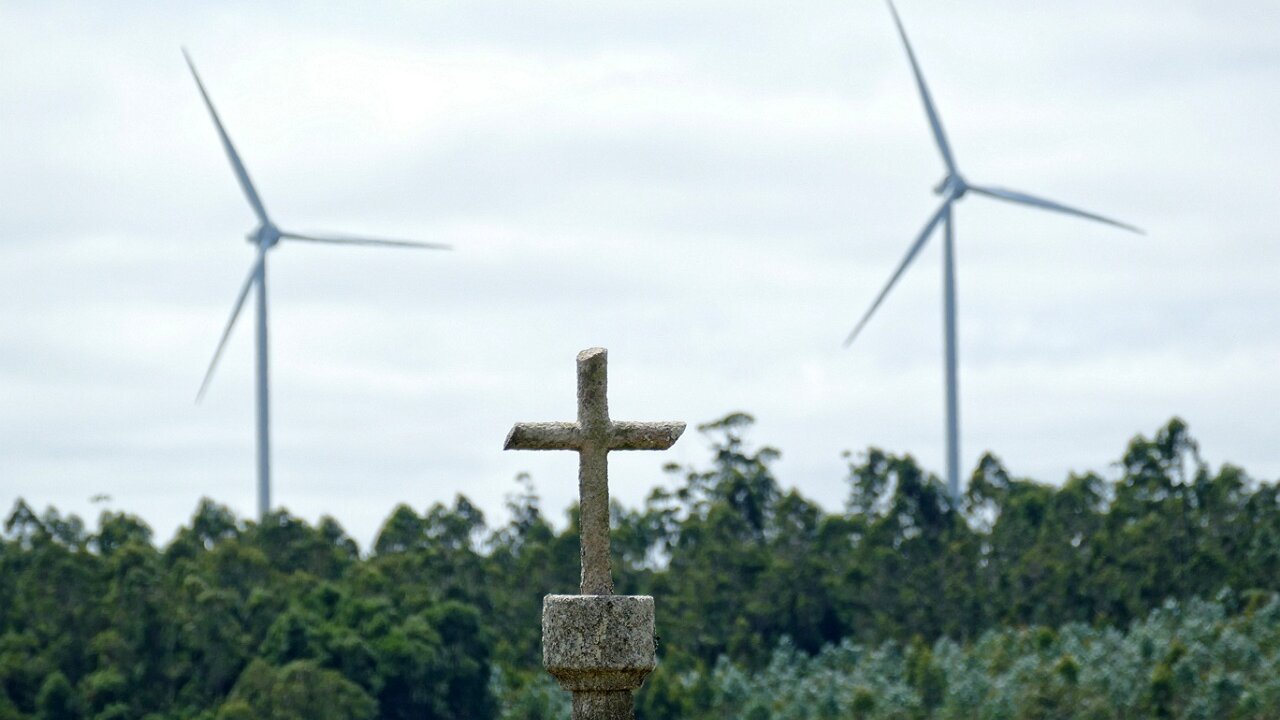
[576,348,613,595]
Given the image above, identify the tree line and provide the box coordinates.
[2,415,1277,719]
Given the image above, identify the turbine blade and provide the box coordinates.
[197,249,265,402]
[844,198,952,347]
[279,231,452,251]
[885,0,957,174]
[968,184,1143,234]
[182,48,271,225]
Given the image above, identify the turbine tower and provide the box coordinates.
[184,50,450,520]
[845,2,1141,501]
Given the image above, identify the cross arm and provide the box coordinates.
[504,422,582,450]
[608,421,686,451]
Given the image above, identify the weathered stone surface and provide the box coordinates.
[543,594,656,693]
[572,691,635,720]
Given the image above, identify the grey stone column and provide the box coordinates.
[572,692,634,720]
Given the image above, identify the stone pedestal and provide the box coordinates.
[543,595,656,720]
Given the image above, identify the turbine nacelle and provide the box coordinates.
[934,174,968,199]
[246,223,281,249]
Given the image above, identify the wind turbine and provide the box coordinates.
[184,50,450,520]
[844,2,1141,501]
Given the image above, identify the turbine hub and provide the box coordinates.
[935,174,968,199]
[246,223,281,249]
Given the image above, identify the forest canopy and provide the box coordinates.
[3,416,1278,719]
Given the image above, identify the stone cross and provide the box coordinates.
[504,347,684,595]
[505,347,685,720]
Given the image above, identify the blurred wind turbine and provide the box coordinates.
[184,49,450,520]
[844,2,1141,501]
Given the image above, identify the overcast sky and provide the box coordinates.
[2,1,1277,548]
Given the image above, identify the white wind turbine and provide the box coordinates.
[844,2,1142,501]
[184,50,450,520]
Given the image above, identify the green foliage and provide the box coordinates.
[34,672,77,720]
[616,594,1280,720]
[0,498,496,719]
[490,669,569,720]
[221,659,375,720]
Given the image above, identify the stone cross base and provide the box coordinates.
[543,595,656,720]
